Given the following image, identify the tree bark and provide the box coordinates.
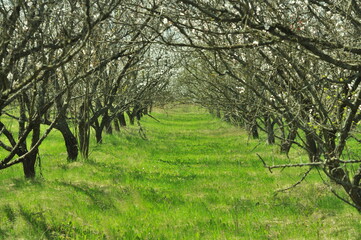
[23,122,39,179]
[52,71,78,161]
[21,122,37,179]
[79,102,90,159]
[328,160,361,210]
[114,118,120,132]
[56,118,78,161]
[305,132,319,162]
[216,109,221,118]
[280,125,297,154]
[95,125,103,143]
[118,112,127,127]
[22,155,36,179]
[127,110,135,125]
[265,116,275,145]
[103,111,113,134]
[248,123,259,139]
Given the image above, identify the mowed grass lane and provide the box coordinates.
[0,104,360,239]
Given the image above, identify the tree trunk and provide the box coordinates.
[91,118,104,144]
[143,106,148,115]
[114,118,120,132]
[103,111,113,134]
[23,155,36,179]
[78,122,90,158]
[23,130,38,179]
[56,118,78,161]
[118,112,126,127]
[52,71,77,161]
[23,118,41,179]
[136,110,142,121]
[323,129,336,158]
[127,111,135,125]
[216,109,221,118]
[105,120,113,134]
[95,126,103,143]
[79,103,90,159]
[280,125,297,154]
[265,116,275,144]
[21,125,37,179]
[18,95,35,178]
[224,113,231,123]
[305,132,319,162]
[149,102,153,114]
[328,160,361,210]
[251,125,259,139]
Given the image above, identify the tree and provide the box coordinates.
[154,0,361,210]
[0,0,122,177]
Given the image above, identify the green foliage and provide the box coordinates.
[0,104,360,239]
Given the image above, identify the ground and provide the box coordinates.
[0,104,360,239]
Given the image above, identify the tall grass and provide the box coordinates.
[0,104,360,239]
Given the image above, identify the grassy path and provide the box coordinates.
[0,105,360,239]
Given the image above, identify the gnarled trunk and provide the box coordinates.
[56,118,78,161]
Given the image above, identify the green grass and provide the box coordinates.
[1,104,361,239]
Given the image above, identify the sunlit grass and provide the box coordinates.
[0,104,360,239]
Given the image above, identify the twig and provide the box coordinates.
[146,113,161,122]
[338,159,361,164]
[275,167,313,193]
[2,111,20,120]
[266,162,324,169]
[257,154,272,173]
[137,120,148,140]
[258,154,361,172]
[257,153,323,171]
[250,141,262,152]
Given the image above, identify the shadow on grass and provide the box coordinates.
[10,178,44,189]
[0,229,9,240]
[139,186,185,206]
[59,181,117,211]
[155,157,243,167]
[112,167,197,186]
[85,161,125,173]
[18,205,107,239]
[272,194,317,216]
[3,204,16,223]
[0,205,13,239]
[19,205,54,239]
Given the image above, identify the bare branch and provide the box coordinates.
[275,167,313,193]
